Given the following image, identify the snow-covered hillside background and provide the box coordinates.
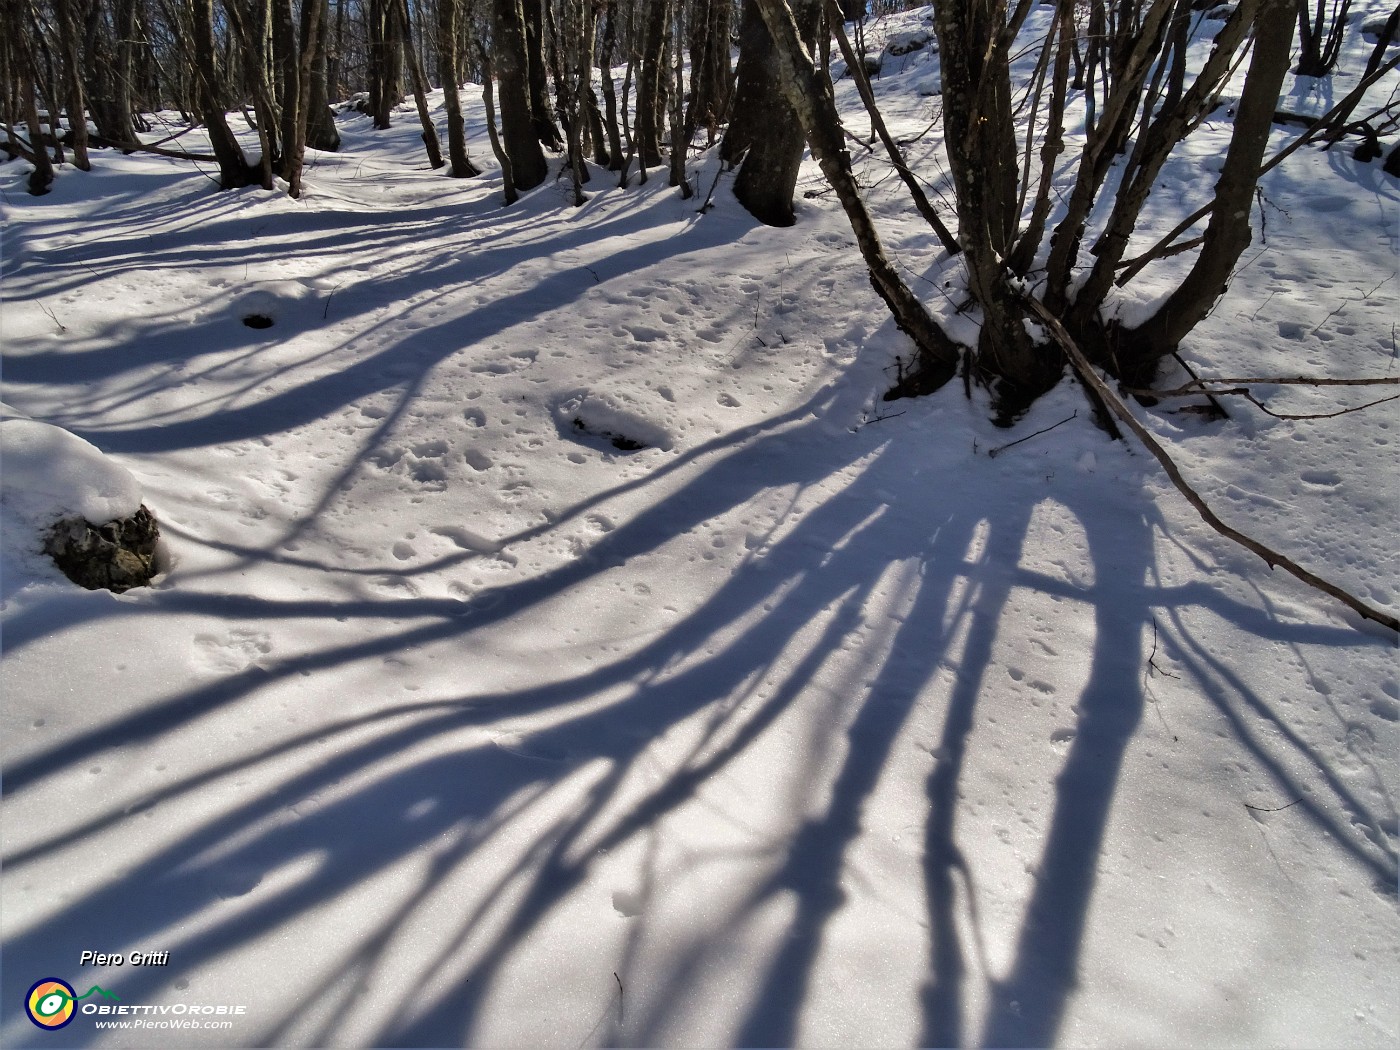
[3,4,1397,1047]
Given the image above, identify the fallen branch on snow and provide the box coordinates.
[1021,296,1400,634]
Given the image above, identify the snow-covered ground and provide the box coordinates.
[2,6,1397,1047]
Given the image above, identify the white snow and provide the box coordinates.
[1,419,143,529]
[1,6,1397,1049]
[1,418,146,587]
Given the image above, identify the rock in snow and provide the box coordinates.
[0,418,159,592]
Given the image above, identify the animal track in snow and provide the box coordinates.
[1369,697,1400,721]
[463,448,493,471]
[627,325,667,343]
[612,889,644,918]
[1300,470,1342,488]
[428,526,502,553]
[412,439,449,457]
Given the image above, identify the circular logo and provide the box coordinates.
[25,978,77,1030]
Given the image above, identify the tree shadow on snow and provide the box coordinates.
[2,393,1391,1048]
[3,155,1394,1050]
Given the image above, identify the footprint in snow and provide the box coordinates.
[193,630,272,674]
[612,889,643,918]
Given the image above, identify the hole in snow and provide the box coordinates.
[242,314,275,329]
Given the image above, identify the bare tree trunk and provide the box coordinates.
[368,0,403,128]
[113,0,139,143]
[493,0,548,189]
[190,0,256,188]
[586,83,609,166]
[750,0,961,390]
[667,2,691,197]
[1,18,21,162]
[597,0,626,170]
[275,0,302,183]
[307,0,341,151]
[722,0,820,227]
[222,0,279,188]
[1295,0,1352,76]
[571,19,594,201]
[53,0,91,170]
[328,0,346,99]
[284,0,325,196]
[634,0,669,169]
[84,0,138,145]
[826,0,959,254]
[522,0,563,147]
[1007,0,1073,274]
[479,44,520,204]
[684,0,731,146]
[1066,0,1264,332]
[397,0,444,167]
[20,56,56,193]
[438,0,480,176]
[1125,0,1296,379]
[1043,0,1178,311]
[931,0,1059,408]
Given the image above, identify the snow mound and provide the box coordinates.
[554,390,674,453]
[885,29,935,57]
[0,419,143,530]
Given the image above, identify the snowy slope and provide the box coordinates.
[2,6,1397,1048]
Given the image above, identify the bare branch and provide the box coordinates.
[87,133,218,162]
[1132,375,1400,397]
[1118,51,1400,287]
[1022,296,1400,635]
[1152,388,1400,420]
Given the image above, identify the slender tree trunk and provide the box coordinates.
[751,0,960,390]
[307,0,341,151]
[327,0,345,99]
[1,22,21,162]
[112,0,139,144]
[368,0,403,128]
[667,3,691,196]
[479,45,520,204]
[284,0,324,196]
[438,0,479,175]
[586,83,609,166]
[1043,0,1178,311]
[616,56,638,184]
[275,0,302,183]
[522,0,563,147]
[222,0,278,188]
[1066,0,1260,333]
[190,0,256,188]
[20,62,56,193]
[397,0,444,167]
[827,0,959,254]
[84,0,137,145]
[685,0,732,146]
[598,0,625,170]
[634,0,669,169]
[1124,0,1296,379]
[563,0,595,202]
[54,0,91,170]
